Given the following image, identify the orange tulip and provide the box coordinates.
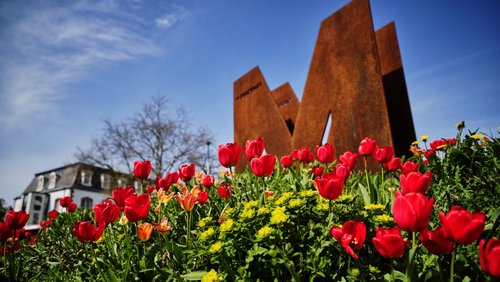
[137,222,153,241]
[155,217,172,234]
[175,186,201,212]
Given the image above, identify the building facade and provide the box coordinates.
[14,163,138,229]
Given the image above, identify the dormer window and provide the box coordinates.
[101,174,111,189]
[48,172,57,189]
[36,176,44,191]
[81,171,93,186]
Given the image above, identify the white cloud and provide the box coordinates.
[155,5,188,29]
[0,1,186,129]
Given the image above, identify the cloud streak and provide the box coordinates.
[0,0,186,129]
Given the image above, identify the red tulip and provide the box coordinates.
[217,183,233,200]
[358,137,377,156]
[175,187,200,212]
[5,210,30,230]
[66,202,77,213]
[334,163,350,180]
[197,190,209,204]
[124,194,150,222]
[202,175,214,187]
[94,200,120,226]
[48,210,59,220]
[59,196,72,208]
[72,221,105,243]
[374,146,394,163]
[479,238,500,278]
[112,186,135,208]
[330,220,366,260]
[179,163,195,182]
[218,143,241,168]
[447,138,457,146]
[339,151,358,170]
[312,166,324,177]
[316,143,335,164]
[439,206,485,244]
[400,172,432,195]
[134,160,151,179]
[250,154,276,177]
[157,172,180,190]
[372,227,406,258]
[0,221,9,241]
[401,161,419,175]
[280,154,294,168]
[419,227,454,255]
[393,192,434,232]
[384,157,401,171]
[315,173,344,201]
[293,147,314,163]
[244,137,265,160]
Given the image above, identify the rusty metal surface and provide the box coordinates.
[292,0,392,169]
[233,67,293,171]
[271,83,300,135]
[375,22,417,157]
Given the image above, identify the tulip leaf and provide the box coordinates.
[181,270,208,280]
[358,183,371,205]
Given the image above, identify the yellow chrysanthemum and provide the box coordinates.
[257,207,269,216]
[244,200,258,210]
[224,207,235,217]
[275,192,294,206]
[316,201,329,212]
[351,268,360,277]
[256,226,274,239]
[200,228,215,241]
[289,198,303,209]
[201,269,221,282]
[299,189,316,197]
[420,135,429,141]
[270,206,288,225]
[364,204,385,211]
[374,214,395,224]
[470,134,485,140]
[219,218,234,232]
[336,194,354,203]
[239,208,255,221]
[209,242,224,253]
[197,216,213,228]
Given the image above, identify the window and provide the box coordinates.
[35,195,43,202]
[100,174,111,190]
[34,204,41,211]
[48,172,57,189]
[32,213,39,225]
[80,197,93,209]
[36,176,44,191]
[81,171,93,186]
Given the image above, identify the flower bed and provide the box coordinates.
[1,126,499,281]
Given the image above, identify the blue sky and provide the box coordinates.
[1,0,499,205]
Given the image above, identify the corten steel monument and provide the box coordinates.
[233,0,416,171]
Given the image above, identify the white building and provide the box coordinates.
[14,163,139,230]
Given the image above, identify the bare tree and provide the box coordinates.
[75,95,216,178]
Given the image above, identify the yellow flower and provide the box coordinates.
[316,201,329,212]
[470,134,485,140]
[239,208,255,221]
[119,214,128,225]
[200,228,215,241]
[374,214,395,224]
[364,204,385,211]
[244,201,258,210]
[270,206,288,225]
[351,268,360,277]
[275,192,294,206]
[289,199,303,209]
[224,207,235,217]
[336,194,354,203]
[219,218,234,232]
[197,216,213,228]
[299,189,316,197]
[411,140,418,146]
[257,207,269,216]
[256,226,274,239]
[209,241,224,253]
[201,269,221,282]
[420,135,429,141]
[455,121,465,129]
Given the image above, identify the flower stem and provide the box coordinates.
[450,248,456,282]
[364,157,371,203]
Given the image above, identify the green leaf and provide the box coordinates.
[181,270,208,280]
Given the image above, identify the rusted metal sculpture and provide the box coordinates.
[233,0,416,171]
